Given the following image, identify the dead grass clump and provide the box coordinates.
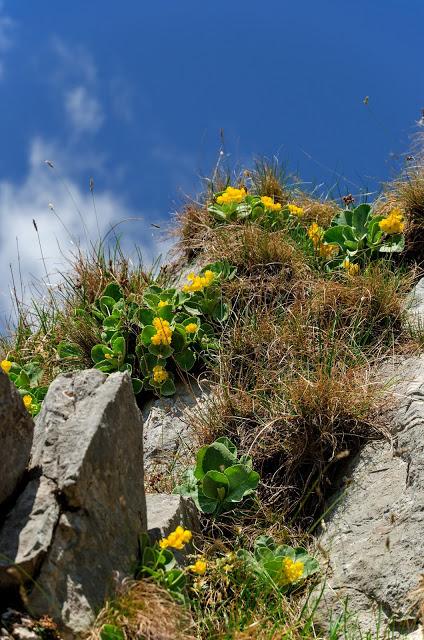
[249,157,289,202]
[89,578,195,640]
[295,193,339,227]
[174,202,214,260]
[206,224,310,277]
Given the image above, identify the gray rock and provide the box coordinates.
[0,369,147,638]
[0,476,58,589]
[146,493,200,542]
[318,355,424,635]
[142,382,208,478]
[405,278,424,329]
[146,493,200,564]
[0,372,34,507]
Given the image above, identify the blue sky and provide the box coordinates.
[0,0,423,318]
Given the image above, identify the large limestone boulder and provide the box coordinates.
[0,369,146,638]
[318,356,424,635]
[0,371,34,507]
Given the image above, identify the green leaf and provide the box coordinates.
[352,204,372,235]
[215,436,237,456]
[225,464,260,502]
[137,308,155,326]
[102,283,124,302]
[212,301,230,322]
[332,209,353,227]
[160,378,176,396]
[202,470,229,500]
[323,225,349,246]
[143,293,161,309]
[173,348,196,371]
[197,491,218,513]
[171,327,186,352]
[112,336,126,357]
[57,341,81,359]
[91,344,112,364]
[148,343,173,358]
[99,296,117,315]
[379,234,405,253]
[131,378,143,394]
[201,442,237,474]
[157,305,173,321]
[141,325,157,346]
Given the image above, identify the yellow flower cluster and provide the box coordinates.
[159,526,192,550]
[1,359,12,374]
[318,243,338,259]
[260,196,282,212]
[182,270,214,293]
[379,208,404,235]
[188,558,207,575]
[282,557,304,583]
[151,317,173,346]
[216,186,247,205]
[185,322,198,334]
[152,364,168,384]
[308,222,323,248]
[158,300,168,308]
[342,257,360,276]
[23,395,33,410]
[287,204,304,217]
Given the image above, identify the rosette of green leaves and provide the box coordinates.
[209,194,290,230]
[174,437,260,515]
[85,282,142,393]
[137,533,186,603]
[237,536,319,594]
[7,361,47,416]
[180,261,235,323]
[323,204,405,266]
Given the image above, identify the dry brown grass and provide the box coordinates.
[89,579,196,640]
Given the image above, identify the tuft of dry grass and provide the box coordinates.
[88,579,196,640]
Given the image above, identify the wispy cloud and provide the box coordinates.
[0,2,15,80]
[65,86,104,133]
[50,38,105,135]
[0,137,165,323]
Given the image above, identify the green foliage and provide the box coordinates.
[323,203,405,267]
[174,437,260,515]
[99,624,125,640]
[137,533,186,603]
[237,535,319,595]
[58,260,233,397]
[6,361,47,416]
[208,192,300,230]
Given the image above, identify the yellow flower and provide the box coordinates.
[342,257,360,276]
[159,526,192,551]
[318,243,338,259]
[104,353,113,360]
[1,359,12,374]
[282,557,304,583]
[152,364,168,384]
[287,204,304,217]
[308,222,323,248]
[260,196,282,212]
[182,270,215,294]
[23,395,33,410]
[158,300,168,308]
[216,186,247,205]
[185,322,198,334]
[189,559,207,575]
[379,208,404,235]
[151,318,173,346]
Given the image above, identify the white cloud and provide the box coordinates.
[0,137,167,323]
[65,86,104,133]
